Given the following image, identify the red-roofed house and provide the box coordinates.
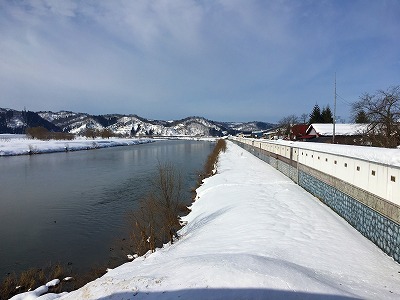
[289,124,308,141]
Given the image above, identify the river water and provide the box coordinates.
[0,140,213,279]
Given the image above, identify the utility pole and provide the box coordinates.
[333,73,337,144]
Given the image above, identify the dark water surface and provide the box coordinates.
[0,140,213,279]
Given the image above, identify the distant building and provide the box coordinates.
[289,124,308,141]
[263,129,282,140]
[304,123,369,144]
[263,124,308,141]
[251,131,264,138]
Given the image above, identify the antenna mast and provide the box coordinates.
[333,73,337,144]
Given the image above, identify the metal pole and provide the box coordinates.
[333,73,337,144]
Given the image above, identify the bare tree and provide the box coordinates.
[84,128,98,139]
[352,85,400,148]
[26,126,49,140]
[101,129,113,139]
[277,114,299,138]
[128,162,184,255]
[300,113,308,124]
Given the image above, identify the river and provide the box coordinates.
[0,139,213,280]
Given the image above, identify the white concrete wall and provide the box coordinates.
[232,137,400,207]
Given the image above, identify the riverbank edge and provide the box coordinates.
[0,138,154,157]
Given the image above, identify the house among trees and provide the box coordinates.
[263,85,399,147]
[304,123,368,144]
[263,128,284,140]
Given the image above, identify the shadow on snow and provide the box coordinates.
[95,288,360,300]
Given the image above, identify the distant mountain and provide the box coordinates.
[217,121,275,133]
[0,108,60,134]
[0,108,274,137]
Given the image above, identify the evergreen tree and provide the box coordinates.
[309,104,323,124]
[354,109,369,123]
[321,105,333,123]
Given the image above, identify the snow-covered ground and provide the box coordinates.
[0,135,153,156]
[10,141,400,300]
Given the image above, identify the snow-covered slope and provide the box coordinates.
[38,111,115,134]
[0,108,60,133]
[25,141,397,300]
[220,121,274,132]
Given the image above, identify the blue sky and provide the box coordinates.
[1,0,399,123]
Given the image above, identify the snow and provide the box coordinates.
[9,280,67,300]
[308,123,368,136]
[9,140,400,299]
[0,135,153,156]
[45,280,60,288]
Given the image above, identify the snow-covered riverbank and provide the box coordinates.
[11,141,400,299]
[0,135,153,156]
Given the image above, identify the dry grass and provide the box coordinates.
[197,138,227,187]
[0,262,115,299]
[0,263,71,300]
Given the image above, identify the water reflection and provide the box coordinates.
[0,140,212,279]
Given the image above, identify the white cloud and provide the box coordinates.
[0,0,399,121]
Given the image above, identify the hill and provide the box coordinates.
[0,108,274,137]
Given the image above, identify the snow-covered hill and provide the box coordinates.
[0,108,274,137]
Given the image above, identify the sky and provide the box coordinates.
[0,0,399,123]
